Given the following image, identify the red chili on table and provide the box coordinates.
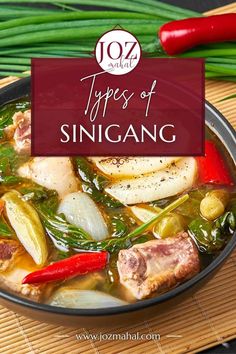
[22,251,108,284]
[159,14,236,55]
[196,140,233,186]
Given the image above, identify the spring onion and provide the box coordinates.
[0,2,234,82]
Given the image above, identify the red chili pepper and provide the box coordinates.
[159,14,236,55]
[196,140,233,186]
[22,251,108,284]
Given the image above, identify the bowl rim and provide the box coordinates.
[0,77,235,317]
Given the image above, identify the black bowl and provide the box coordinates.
[0,77,235,327]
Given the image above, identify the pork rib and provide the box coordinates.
[5,110,31,154]
[117,232,200,300]
[0,239,24,272]
[0,239,44,301]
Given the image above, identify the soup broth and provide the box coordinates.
[0,97,235,308]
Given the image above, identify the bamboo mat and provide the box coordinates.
[0,4,236,354]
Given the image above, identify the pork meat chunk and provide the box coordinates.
[5,110,31,154]
[117,232,200,299]
[0,239,44,301]
[0,239,24,272]
[18,157,78,199]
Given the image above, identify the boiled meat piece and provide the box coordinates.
[117,232,200,299]
[0,239,44,301]
[5,110,31,154]
[18,157,78,198]
[0,239,24,272]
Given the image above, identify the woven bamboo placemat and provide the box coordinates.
[0,4,236,354]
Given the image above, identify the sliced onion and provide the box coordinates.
[48,288,127,308]
[90,156,181,177]
[105,157,197,204]
[58,192,108,241]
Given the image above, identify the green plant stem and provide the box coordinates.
[129,194,189,238]
[0,45,93,56]
[0,5,58,12]
[0,0,189,19]
[130,0,201,17]
[0,64,30,71]
[205,72,235,78]
[205,63,236,76]
[180,48,236,58]
[0,18,163,40]
[0,71,29,77]
[0,24,160,48]
[0,58,30,65]
[0,10,59,19]
[206,57,236,65]
[209,76,236,82]
[53,2,80,11]
[14,52,89,58]
[0,11,157,32]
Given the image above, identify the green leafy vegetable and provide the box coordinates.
[0,115,12,139]
[75,157,123,209]
[0,143,26,185]
[0,144,17,170]
[0,175,22,184]
[20,185,59,213]
[0,156,11,175]
[0,144,27,195]
[82,183,122,209]
[0,218,12,237]
[75,157,108,190]
[19,184,92,249]
[39,209,92,251]
[110,218,128,238]
[188,209,236,253]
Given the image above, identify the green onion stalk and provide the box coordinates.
[0,1,234,81]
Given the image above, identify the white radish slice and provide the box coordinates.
[58,192,108,241]
[130,206,162,239]
[130,206,158,223]
[48,289,127,308]
[105,157,197,205]
[90,156,181,177]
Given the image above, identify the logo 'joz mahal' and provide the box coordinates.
[32,25,204,156]
[95,29,141,75]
